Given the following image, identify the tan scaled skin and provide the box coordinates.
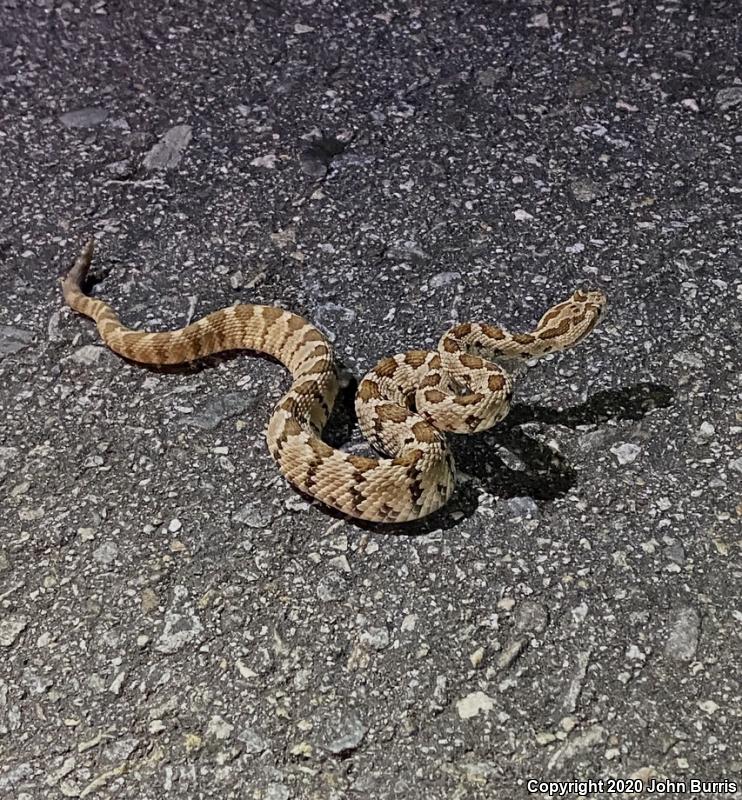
[61,238,606,523]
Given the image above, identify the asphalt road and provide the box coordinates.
[1,1,741,798]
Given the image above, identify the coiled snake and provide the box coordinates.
[61,239,605,523]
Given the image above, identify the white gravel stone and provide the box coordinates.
[102,737,139,762]
[506,496,539,519]
[207,715,234,740]
[547,725,606,770]
[429,271,461,289]
[143,125,192,170]
[665,607,700,661]
[715,86,742,110]
[264,784,290,800]
[93,542,118,565]
[497,638,525,670]
[672,351,704,368]
[155,586,204,654]
[328,554,351,573]
[238,727,268,754]
[232,502,275,529]
[456,691,496,719]
[610,442,641,465]
[68,345,109,366]
[0,616,28,647]
[514,600,548,634]
[316,713,368,754]
[108,671,126,695]
[359,626,390,650]
[59,106,108,128]
[251,153,277,169]
[0,326,34,356]
[401,614,417,632]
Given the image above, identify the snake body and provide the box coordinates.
[61,239,605,523]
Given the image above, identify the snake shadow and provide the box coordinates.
[326,380,674,536]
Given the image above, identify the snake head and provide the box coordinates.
[535,289,607,348]
[571,288,607,312]
[568,288,607,341]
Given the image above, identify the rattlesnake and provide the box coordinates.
[61,238,606,523]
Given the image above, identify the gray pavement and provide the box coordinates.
[1,1,741,798]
